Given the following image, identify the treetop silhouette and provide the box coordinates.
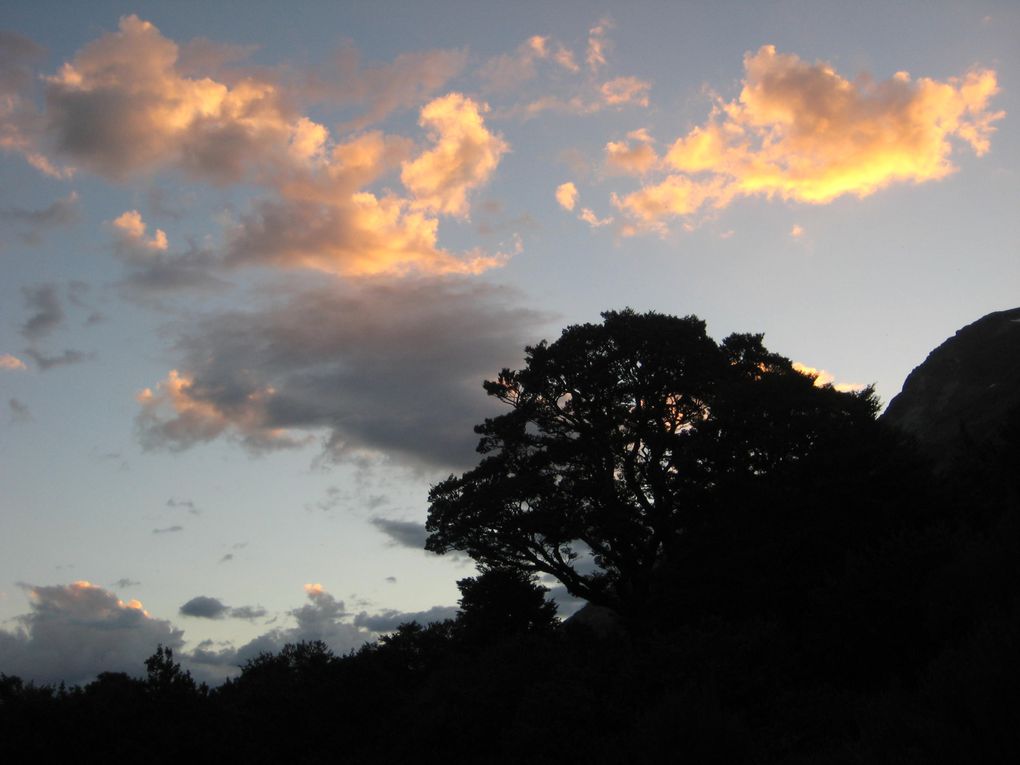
[426,309,880,618]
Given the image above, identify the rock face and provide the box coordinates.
[882,307,1020,468]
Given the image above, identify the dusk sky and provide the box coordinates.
[1,1,1016,685]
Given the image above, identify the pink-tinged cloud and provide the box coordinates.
[136,369,306,453]
[556,181,578,211]
[600,76,650,108]
[579,208,613,228]
[111,210,168,251]
[605,129,659,175]
[1,353,27,370]
[611,46,1003,233]
[43,15,316,182]
[401,93,509,217]
[587,21,611,72]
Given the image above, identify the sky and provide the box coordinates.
[1,0,1017,685]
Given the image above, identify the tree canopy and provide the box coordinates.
[426,309,881,617]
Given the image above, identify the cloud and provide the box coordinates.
[304,47,467,130]
[792,362,865,393]
[790,224,805,239]
[218,554,234,564]
[167,498,200,514]
[135,278,551,468]
[0,192,80,241]
[0,31,73,178]
[179,596,266,620]
[152,525,184,534]
[579,208,613,228]
[611,46,1002,232]
[20,284,65,340]
[22,348,91,371]
[1,354,27,371]
[112,578,140,589]
[8,398,31,423]
[42,15,312,183]
[371,518,427,549]
[0,581,183,686]
[353,605,457,632]
[605,130,658,175]
[111,210,168,251]
[599,76,650,108]
[555,181,578,211]
[586,21,611,73]
[400,93,509,217]
[179,595,228,619]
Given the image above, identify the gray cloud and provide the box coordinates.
[152,525,183,535]
[0,192,80,240]
[218,554,234,564]
[371,518,427,549]
[8,398,31,423]
[179,596,266,621]
[180,595,228,619]
[22,348,92,370]
[0,581,184,686]
[167,497,200,515]
[136,277,552,468]
[353,605,457,632]
[112,578,140,589]
[20,284,64,340]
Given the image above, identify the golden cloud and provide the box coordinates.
[792,362,865,393]
[600,76,651,108]
[612,46,1003,233]
[556,181,578,211]
[111,210,168,251]
[605,130,659,175]
[136,369,304,452]
[401,93,509,217]
[1,354,27,371]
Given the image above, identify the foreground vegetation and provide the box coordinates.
[3,311,1018,762]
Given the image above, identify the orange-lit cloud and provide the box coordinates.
[793,362,865,393]
[136,369,304,453]
[111,210,168,251]
[587,21,611,72]
[401,93,508,217]
[790,224,805,239]
[605,129,659,175]
[600,76,650,108]
[556,181,579,211]
[1,354,27,370]
[611,46,1002,233]
[579,208,613,227]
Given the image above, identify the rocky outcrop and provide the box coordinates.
[882,307,1020,469]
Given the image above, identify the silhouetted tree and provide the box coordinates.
[427,309,880,619]
[455,568,558,644]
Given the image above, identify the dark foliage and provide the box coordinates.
[2,309,1018,762]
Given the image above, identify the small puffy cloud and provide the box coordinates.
[179,595,266,620]
[371,518,428,549]
[0,581,183,686]
[180,595,228,619]
[605,130,658,175]
[111,210,168,252]
[611,46,1002,233]
[790,224,805,238]
[600,76,650,108]
[353,605,458,632]
[20,284,65,340]
[793,362,866,393]
[1,353,27,370]
[555,181,578,211]
[401,93,509,218]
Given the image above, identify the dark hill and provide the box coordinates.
[882,306,1020,470]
